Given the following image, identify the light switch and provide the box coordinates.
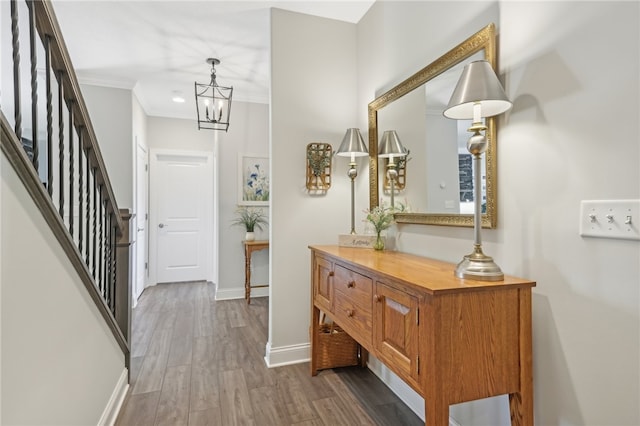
[579,200,640,241]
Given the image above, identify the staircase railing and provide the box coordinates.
[1,0,131,364]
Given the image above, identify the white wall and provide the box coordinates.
[268,8,360,364]
[81,84,134,210]
[146,100,269,297]
[356,1,639,425]
[1,153,125,425]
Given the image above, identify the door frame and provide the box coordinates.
[133,142,148,306]
[148,149,215,286]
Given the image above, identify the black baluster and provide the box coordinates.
[78,127,84,255]
[27,0,38,170]
[92,175,98,280]
[104,209,110,302]
[45,35,53,197]
[108,213,115,311]
[68,103,74,238]
[112,219,117,314]
[85,150,91,266]
[98,188,103,295]
[11,0,22,140]
[58,71,64,218]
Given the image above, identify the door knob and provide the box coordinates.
[159,223,166,228]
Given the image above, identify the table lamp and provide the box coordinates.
[444,60,512,281]
[335,128,369,234]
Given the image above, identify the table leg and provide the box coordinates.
[510,289,534,425]
[245,246,251,304]
[424,395,449,426]
[310,305,320,376]
[358,345,369,368]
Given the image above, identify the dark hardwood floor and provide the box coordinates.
[115,281,422,425]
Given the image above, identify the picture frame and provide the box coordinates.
[238,154,270,206]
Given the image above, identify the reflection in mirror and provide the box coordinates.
[368,23,498,228]
[424,50,484,215]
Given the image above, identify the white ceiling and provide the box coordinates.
[51,1,375,120]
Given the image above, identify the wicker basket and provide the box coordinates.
[315,322,359,370]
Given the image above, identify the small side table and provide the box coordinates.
[244,240,269,304]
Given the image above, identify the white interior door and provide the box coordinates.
[134,143,148,301]
[151,151,213,284]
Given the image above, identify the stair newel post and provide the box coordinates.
[115,210,133,378]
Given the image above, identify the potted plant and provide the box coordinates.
[364,201,408,250]
[232,206,268,241]
[364,204,394,250]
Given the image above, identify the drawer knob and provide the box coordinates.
[347,309,354,317]
[347,280,355,288]
[329,271,335,277]
[375,294,382,302]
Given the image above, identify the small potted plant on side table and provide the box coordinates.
[232,206,268,241]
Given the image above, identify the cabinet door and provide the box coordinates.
[374,283,419,382]
[313,255,333,312]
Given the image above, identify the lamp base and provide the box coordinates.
[455,245,504,281]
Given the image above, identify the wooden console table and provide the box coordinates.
[309,245,536,425]
[244,240,269,304]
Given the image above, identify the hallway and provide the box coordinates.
[115,281,421,425]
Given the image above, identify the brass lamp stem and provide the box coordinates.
[347,162,357,234]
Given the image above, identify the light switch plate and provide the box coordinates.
[579,199,640,241]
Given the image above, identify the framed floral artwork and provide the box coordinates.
[238,154,270,206]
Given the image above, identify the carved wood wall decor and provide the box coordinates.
[306,142,332,193]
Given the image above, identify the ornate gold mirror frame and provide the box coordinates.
[368,23,498,228]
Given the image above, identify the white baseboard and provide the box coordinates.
[367,357,425,420]
[263,341,310,367]
[98,368,129,426]
[367,357,459,426]
[215,286,269,301]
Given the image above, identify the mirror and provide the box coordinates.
[368,23,498,228]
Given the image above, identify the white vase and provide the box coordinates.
[245,231,255,242]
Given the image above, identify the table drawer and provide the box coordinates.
[334,293,372,346]
[334,264,373,312]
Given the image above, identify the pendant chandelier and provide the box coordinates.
[195,58,233,131]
